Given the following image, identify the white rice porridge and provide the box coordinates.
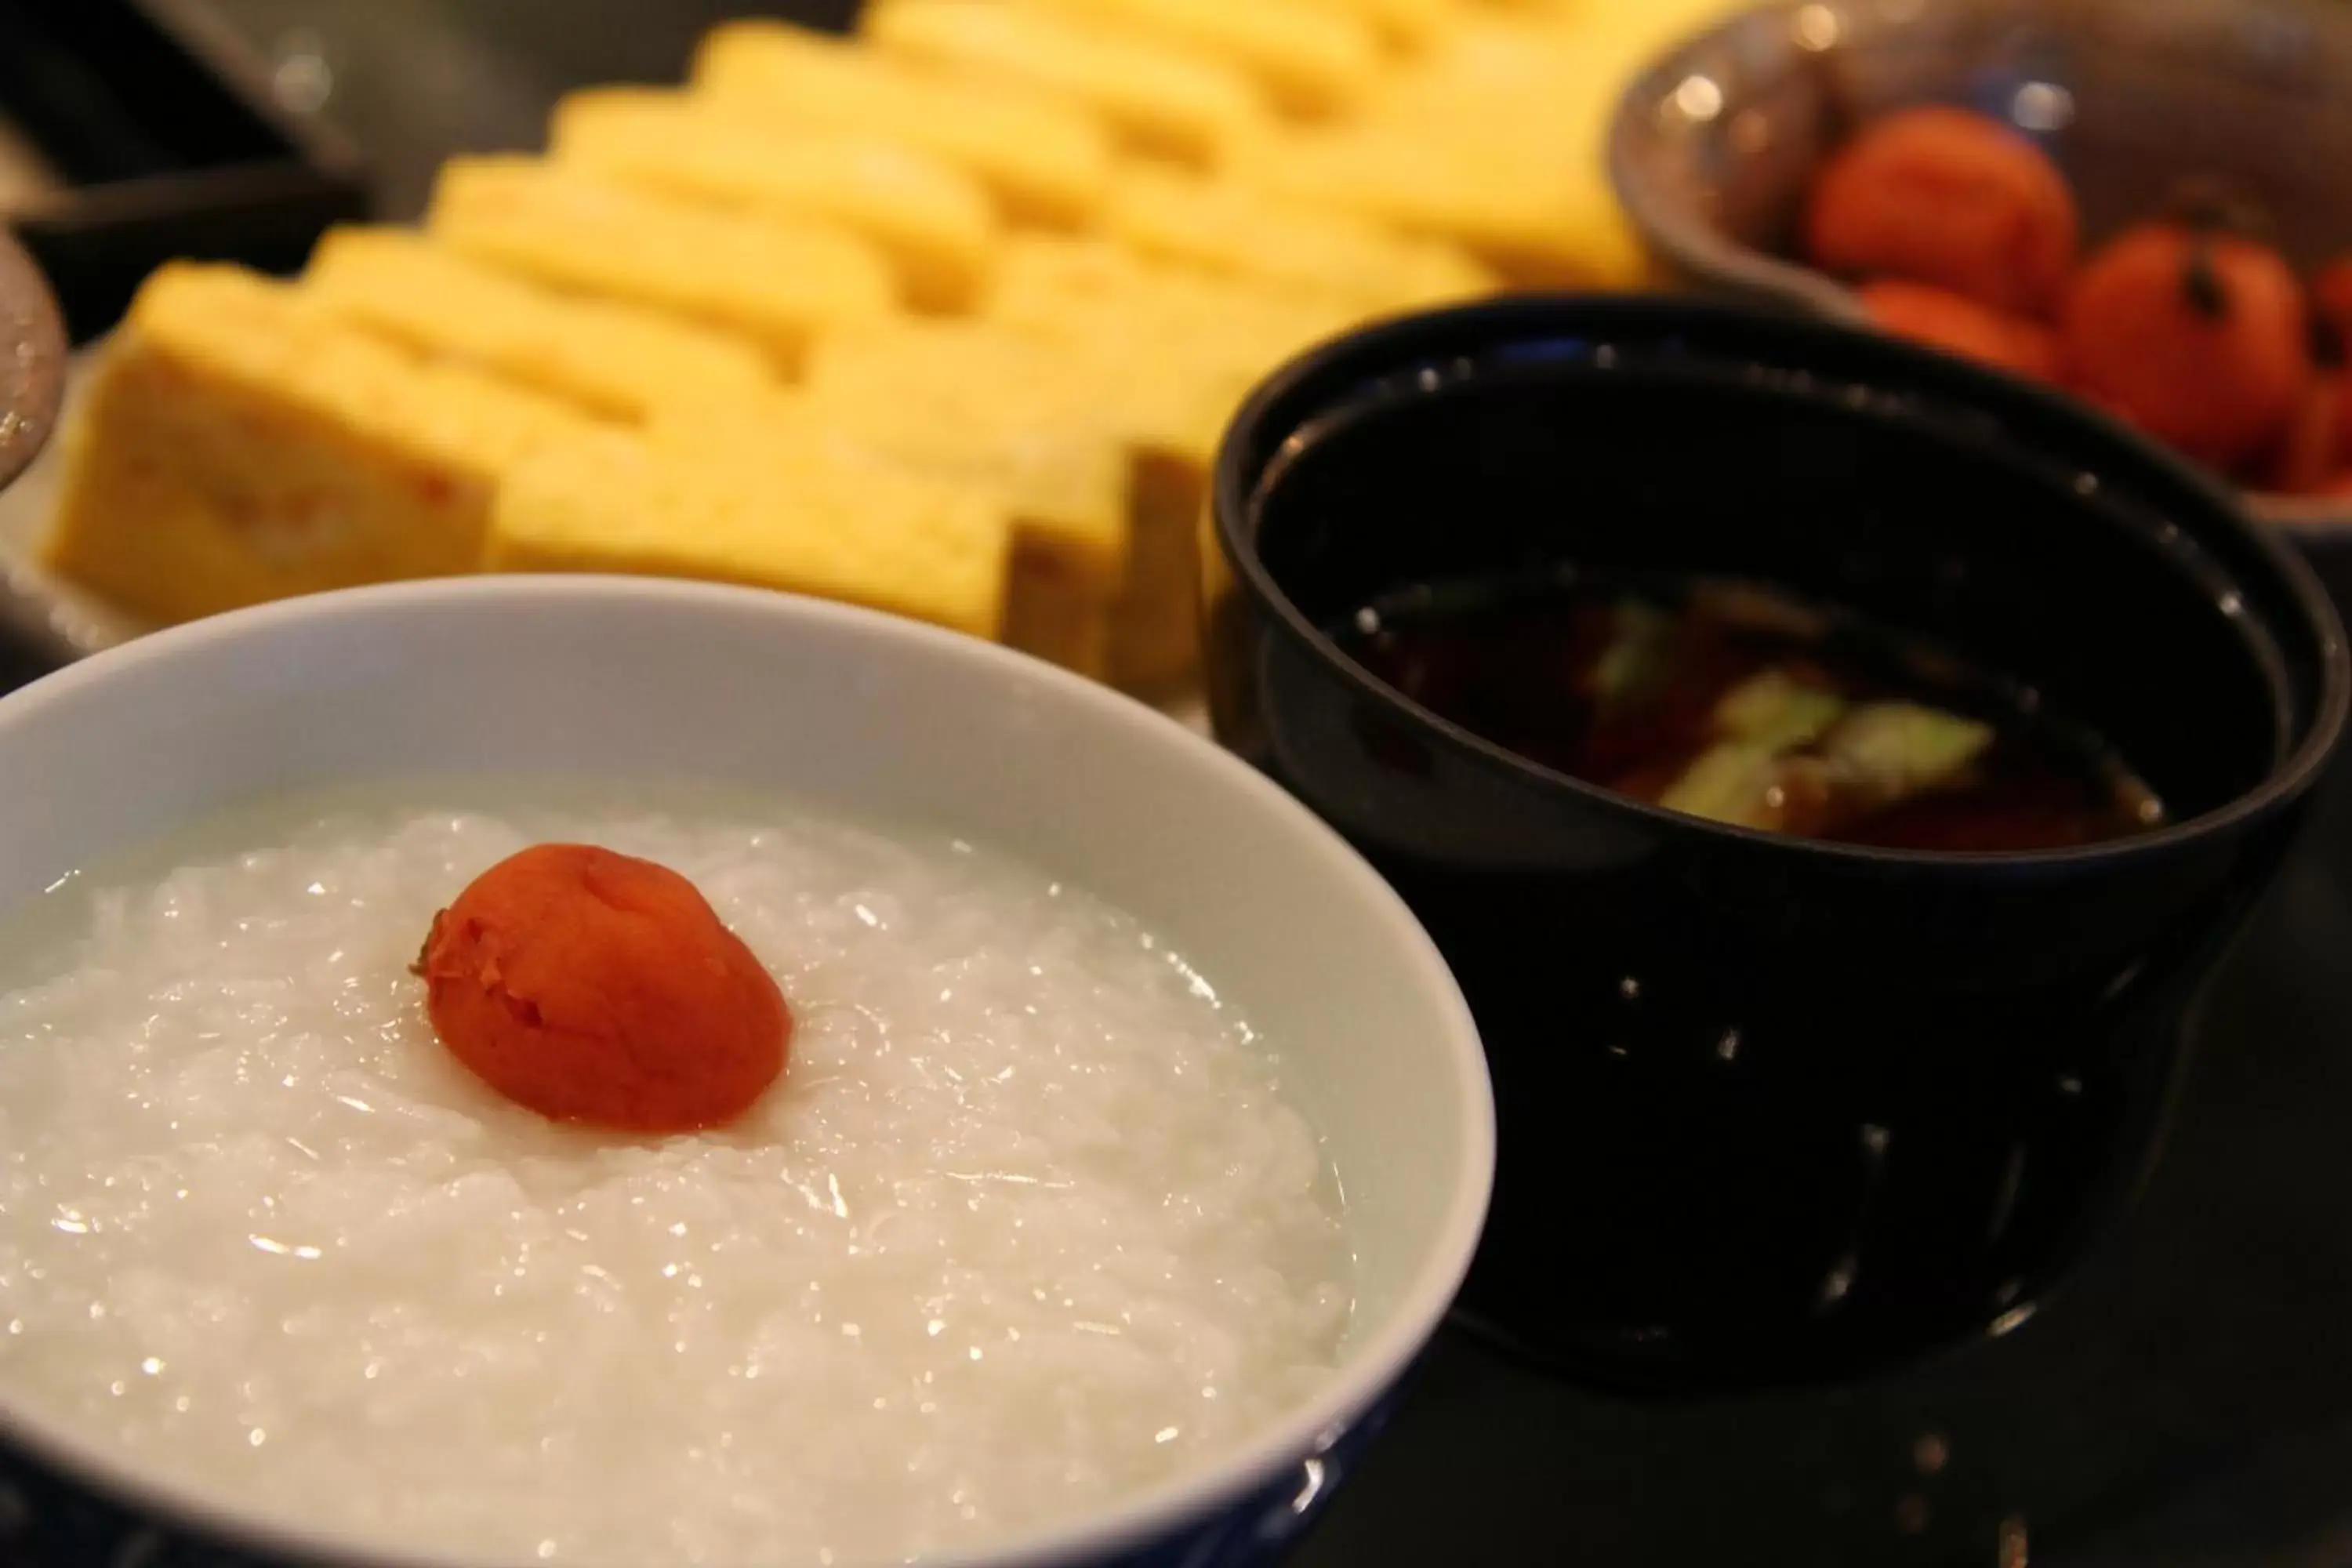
[0,789,1352,1565]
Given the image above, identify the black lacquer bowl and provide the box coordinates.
[1203,296,2350,1395]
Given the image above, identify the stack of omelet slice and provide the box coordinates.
[43,0,1740,694]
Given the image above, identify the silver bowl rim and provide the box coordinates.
[0,231,64,501]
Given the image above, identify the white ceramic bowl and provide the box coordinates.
[0,575,1494,1568]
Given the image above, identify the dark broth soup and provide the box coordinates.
[1335,571,2165,851]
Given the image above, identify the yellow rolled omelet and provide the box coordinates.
[801,320,1128,589]
[1103,165,1499,312]
[1015,0,1383,117]
[649,373,1119,677]
[550,87,999,312]
[302,227,777,423]
[691,19,1114,227]
[426,155,895,373]
[492,425,1014,642]
[864,0,1269,167]
[1293,0,1459,52]
[1225,118,1646,288]
[45,263,593,626]
[981,239,1366,690]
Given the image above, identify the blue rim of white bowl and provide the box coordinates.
[0,575,1500,1568]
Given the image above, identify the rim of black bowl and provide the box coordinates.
[1211,294,2352,871]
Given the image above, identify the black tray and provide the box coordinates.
[0,0,368,343]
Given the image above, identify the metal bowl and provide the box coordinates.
[0,230,64,499]
[1606,0,2352,593]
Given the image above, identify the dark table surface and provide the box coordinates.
[15,3,2352,1563]
[1291,753,2352,1568]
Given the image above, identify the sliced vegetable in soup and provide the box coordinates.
[1336,572,2165,851]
